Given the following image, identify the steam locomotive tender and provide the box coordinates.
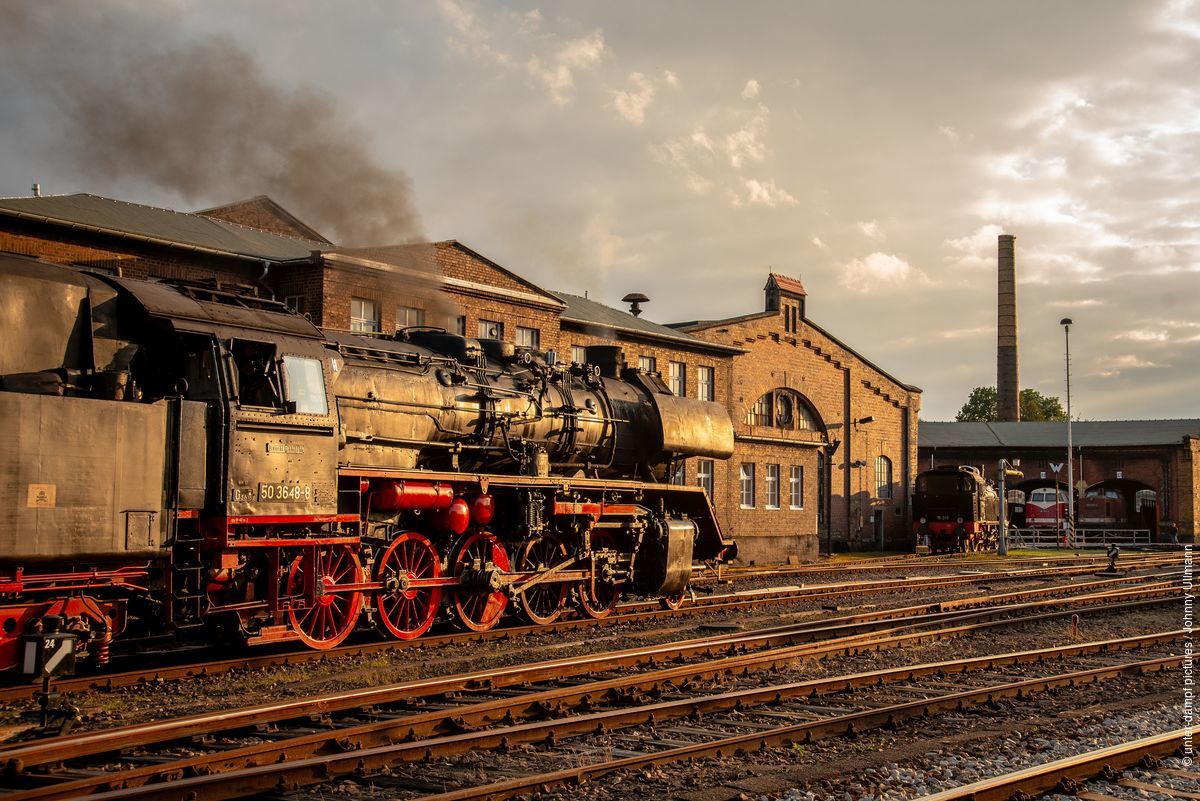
[912,465,999,553]
[0,255,736,671]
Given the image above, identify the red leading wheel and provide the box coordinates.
[578,531,621,619]
[451,531,510,632]
[374,532,443,640]
[516,535,569,625]
[286,544,364,650]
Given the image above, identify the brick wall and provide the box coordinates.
[0,224,266,288]
[687,297,921,559]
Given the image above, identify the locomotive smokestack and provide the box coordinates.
[997,234,1019,422]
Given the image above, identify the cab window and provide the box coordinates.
[282,356,328,415]
[231,340,283,409]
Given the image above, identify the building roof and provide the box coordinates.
[195,195,333,244]
[0,193,324,263]
[920,420,1200,449]
[554,291,745,354]
[767,272,807,296]
[674,312,921,393]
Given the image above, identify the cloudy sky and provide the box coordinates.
[1,1,1197,420]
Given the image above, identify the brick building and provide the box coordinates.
[673,275,922,561]
[0,191,921,561]
[920,420,1200,541]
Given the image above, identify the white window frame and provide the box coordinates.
[765,464,780,509]
[669,462,686,486]
[697,365,715,402]
[516,326,540,349]
[739,463,756,509]
[789,465,804,509]
[350,297,380,333]
[571,345,587,364]
[396,306,426,330]
[478,319,504,339]
[876,455,893,500]
[697,459,714,501]
[638,355,657,373]
[668,361,686,395]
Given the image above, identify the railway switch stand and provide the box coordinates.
[22,628,78,732]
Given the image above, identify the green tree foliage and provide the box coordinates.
[955,386,1067,422]
[955,386,997,421]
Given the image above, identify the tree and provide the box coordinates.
[955,386,997,422]
[1019,388,1067,421]
[955,386,1067,422]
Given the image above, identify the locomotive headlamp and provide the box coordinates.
[919,517,926,524]
[956,516,964,524]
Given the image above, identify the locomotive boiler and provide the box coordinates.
[0,254,736,670]
[912,465,999,553]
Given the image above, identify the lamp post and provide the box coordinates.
[1061,318,1075,545]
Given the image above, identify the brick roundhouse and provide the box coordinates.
[0,191,920,562]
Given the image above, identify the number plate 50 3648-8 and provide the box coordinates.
[258,482,313,503]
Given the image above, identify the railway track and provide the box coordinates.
[913,728,1193,800]
[0,582,1183,800]
[0,555,1181,704]
[12,631,1182,801]
[697,549,1179,582]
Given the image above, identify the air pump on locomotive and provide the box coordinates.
[0,254,736,672]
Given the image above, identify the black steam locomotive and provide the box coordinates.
[912,465,999,553]
[0,254,736,671]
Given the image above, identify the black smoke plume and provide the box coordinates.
[2,4,422,247]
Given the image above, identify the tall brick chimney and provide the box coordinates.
[997,234,1019,422]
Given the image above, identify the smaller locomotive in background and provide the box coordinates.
[912,465,999,553]
[0,254,737,673]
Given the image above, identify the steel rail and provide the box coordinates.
[0,587,1180,775]
[0,559,1174,704]
[403,657,1183,801]
[6,630,1184,801]
[67,656,1183,801]
[697,551,1180,582]
[911,728,1188,800]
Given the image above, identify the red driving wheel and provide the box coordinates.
[374,531,443,640]
[516,535,569,625]
[578,531,621,619]
[286,544,364,649]
[451,531,510,632]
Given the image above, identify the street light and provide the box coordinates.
[1061,318,1075,545]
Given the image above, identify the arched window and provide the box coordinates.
[875,455,893,499]
[745,389,820,431]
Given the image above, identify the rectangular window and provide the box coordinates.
[638,355,657,373]
[765,464,780,509]
[282,356,328,416]
[283,295,304,313]
[697,365,715,402]
[697,459,714,501]
[350,297,380,333]
[516,326,540,349]
[790,465,804,509]
[478,319,504,339]
[396,306,425,330]
[669,462,686,486]
[739,463,755,508]
[668,361,686,395]
[456,315,467,336]
[571,345,587,364]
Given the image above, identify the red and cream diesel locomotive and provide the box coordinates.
[0,254,736,672]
